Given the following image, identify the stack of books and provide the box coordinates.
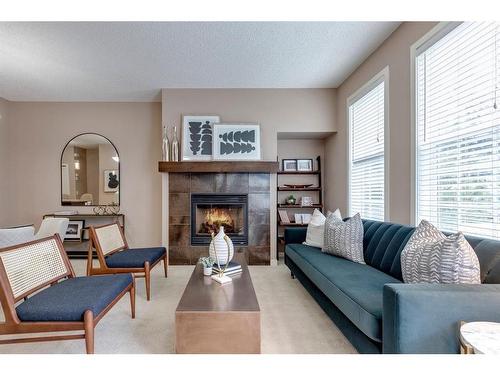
[212,261,242,276]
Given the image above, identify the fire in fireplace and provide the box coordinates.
[191,194,248,245]
[199,207,239,234]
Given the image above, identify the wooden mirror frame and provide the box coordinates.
[60,132,120,207]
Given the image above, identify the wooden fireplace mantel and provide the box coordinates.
[158,161,279,173]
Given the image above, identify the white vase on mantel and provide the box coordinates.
[209,226,234,266]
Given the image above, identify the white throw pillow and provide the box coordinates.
[401,220,481,284]
[303,209,341,248]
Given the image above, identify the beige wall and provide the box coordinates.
[0,98,9,227]
[2,102,162,247]
[162,89,337,160]
[325,22,438,224]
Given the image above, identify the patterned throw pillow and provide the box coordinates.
[401,220,481,284]
[322,213,365,264]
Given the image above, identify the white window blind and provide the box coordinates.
[349,80,385,221]
[416,22,500,239]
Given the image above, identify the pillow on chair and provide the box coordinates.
[322,212,365,264]
[401,220,480,284]
[0,226,35,248]
[34,218,69,241]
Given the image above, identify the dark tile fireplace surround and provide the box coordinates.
[169,172,271,265]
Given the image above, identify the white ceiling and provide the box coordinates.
[0,22,400,102]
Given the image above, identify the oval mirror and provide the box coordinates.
[61,133,120,206]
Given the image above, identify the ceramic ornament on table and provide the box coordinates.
[209,226,234,266]
[209,226,235,285]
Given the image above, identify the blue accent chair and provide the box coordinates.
[284,219,500,353]
[0,235,135,354]
[88,223,167,301]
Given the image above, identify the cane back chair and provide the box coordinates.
[0,235,135,354]
[87,223,167,301]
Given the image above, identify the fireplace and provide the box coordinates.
[191,194,248,246]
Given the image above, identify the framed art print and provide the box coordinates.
[104,170,119,192]
[64,220,85,242]
[212,123,261,160]
[297,159,313,171]
[182,115,220,161]
[282,159,297,171]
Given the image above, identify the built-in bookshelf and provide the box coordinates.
[276,156,323,259]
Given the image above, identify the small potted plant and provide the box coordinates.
[285,195,297,205]
[199,256,215,276]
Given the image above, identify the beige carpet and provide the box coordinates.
[0,260,356,354]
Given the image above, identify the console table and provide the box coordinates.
[43,213,125,259]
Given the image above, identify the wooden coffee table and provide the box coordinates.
[175,254,261,354]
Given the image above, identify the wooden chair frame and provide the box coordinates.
[0,234,135,354]
[87,223,167,301]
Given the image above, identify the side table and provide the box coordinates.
[459,321,500,354]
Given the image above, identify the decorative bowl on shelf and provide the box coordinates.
[283,184,313,189]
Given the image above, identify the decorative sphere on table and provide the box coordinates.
[209,226,234,266]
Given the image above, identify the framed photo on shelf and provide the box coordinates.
[297,159,313,171]
[181,115,220,161]
[278,210,290,224]
[64,220,85,242]
[282,159,297,171]
[301,196,313,206]
[212,123,261,160]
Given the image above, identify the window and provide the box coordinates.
[415,22,500,239]
[348,72,387,221]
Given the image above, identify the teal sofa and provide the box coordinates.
[284,219,500,353]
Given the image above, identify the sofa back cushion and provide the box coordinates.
[362,219,500,284]
[362,220,414,281]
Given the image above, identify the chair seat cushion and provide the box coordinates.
[105,247,166,268]
[16,274,133,322]
[286,243,401,342]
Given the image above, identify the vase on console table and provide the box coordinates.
[209,226,234,285]
[171,126,179,162]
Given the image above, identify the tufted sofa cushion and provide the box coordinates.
[362,220,415,281]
